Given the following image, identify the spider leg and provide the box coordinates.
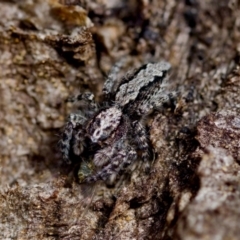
[150,91,178,111]
[103,58,127,97]
[131,121,150,163]
[72,127,85,156]
[85,141,137,183]
[67,92,94,103]
[92,145,115,168]
[103,57,137,98]
[59,112,86,163]
[59,122,74,164]
[67,92,98,115]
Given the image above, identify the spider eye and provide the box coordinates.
[95,130,100,137]
[91,129,102,142]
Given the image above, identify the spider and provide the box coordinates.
[59,61,173,183]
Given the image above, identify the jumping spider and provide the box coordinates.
[59,61,174,183]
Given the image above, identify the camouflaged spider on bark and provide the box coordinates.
[59,61,173,183]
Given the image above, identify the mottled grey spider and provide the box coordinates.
[59,61,173,183]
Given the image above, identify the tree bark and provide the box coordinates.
[0,0,240,239]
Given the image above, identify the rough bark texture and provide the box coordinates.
[0,0,240,239]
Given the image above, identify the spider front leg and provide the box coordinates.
[67,92,95,104]
[67,92,98,116]
[59,112,86,164]
[85,141,137,183]
[72,126,86,156]
[102,58,126,97]
[59,122,74,164]
[103,57,134,98]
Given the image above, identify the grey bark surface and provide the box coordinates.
[0,0,240,239]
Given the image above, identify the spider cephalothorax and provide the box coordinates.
[59,61,173,183]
